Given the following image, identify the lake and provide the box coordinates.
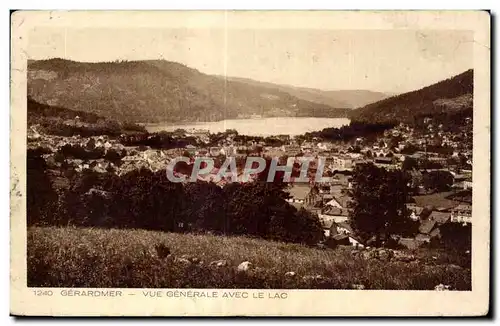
[144,117,350,136]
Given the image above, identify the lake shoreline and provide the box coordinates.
[143,117,351,137]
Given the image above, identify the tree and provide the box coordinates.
[389,135,403,150]
[400,144,419,155]
[420,159,444,170]
[27,149,59,226]
[223,182,288,237]
[402,156,418,170]
[348,163,411,246]
[184,181,225,233]
[348,145,361,153]
[104,148,123,164]
[105,168,186,231]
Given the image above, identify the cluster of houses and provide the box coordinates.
[30,120,473,251]
[284,172,472,250]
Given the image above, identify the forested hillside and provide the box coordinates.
[28,59,350,123]
[349,69,473,124]
[224,76,391,109]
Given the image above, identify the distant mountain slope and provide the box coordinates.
[349,69,473,123]
[319,89,394,109]
[224,76,391,109]
[27,97,147,136]
[27,59,350,123]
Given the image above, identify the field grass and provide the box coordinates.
[27,227,471,290]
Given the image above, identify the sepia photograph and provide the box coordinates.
[10,10,490,316]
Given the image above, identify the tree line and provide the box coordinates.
[297,121,396,143]
[348,163,470,250]
[349,69,473,125]
[27,149,325,246]
[28,149,470,249]
[28,97,147,137]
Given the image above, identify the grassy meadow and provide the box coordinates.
[27,227,471,290]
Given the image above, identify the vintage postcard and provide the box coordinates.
[10,10,490,316]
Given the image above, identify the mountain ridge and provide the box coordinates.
[221,75,392,109]
[349,69,473,123]
[28,58,353,123]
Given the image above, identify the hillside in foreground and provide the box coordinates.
[27,58,350,123]
[28,227,471,290]
[350,69,473,124]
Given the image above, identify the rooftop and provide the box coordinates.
[412,192,461,210]
[287,184,311,200]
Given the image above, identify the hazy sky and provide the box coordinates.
[28,28,473,93]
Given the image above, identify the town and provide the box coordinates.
[28,113,473,251]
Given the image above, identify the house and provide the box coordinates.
[318,206,350,226]
[462,180,473,190]
[330,173,352,187]
[317,183,332,194]
[187,129,210,143]
[335,221,354,235]
[336,234,365,249]
[95,137,105,148]
[185,145,197,156]
[412,193,461,211]
[320,193,334,205]
[235,146,249,157]
[75,163,90,172]
[347,153,364,160]
[416,210,450,243]
[406,203,424,221]
[331,156,354,169]
[209,147,222,156]
[221,145,236,157]
[399,237,428,250]
[286,184,313,205]
[451,204,472,224]
[320,219,335,237]
[85,188,111,199]
[428,211,451,225]
[328,234,351,246]
[417,220,440,243]
[28,126,42,140]
[301,142,314,152]
[407,169,424,189]
[304,186,322,207]
[86,138,96,150]
[325,194,351,210]
[325,230,365,249]
[281,144,302,156]
[324,184,351,210]
[317,142,332,151]
[374,157,394,165]
[194,148,208,157]
[428,156,448,166]
[418,219,437,236]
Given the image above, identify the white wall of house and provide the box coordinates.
[325,198,342,209]
[337,226,351,235]
[349,237,364,249]
[409,212,420,221]
[451,213,472,224]
[319,214,348,223]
